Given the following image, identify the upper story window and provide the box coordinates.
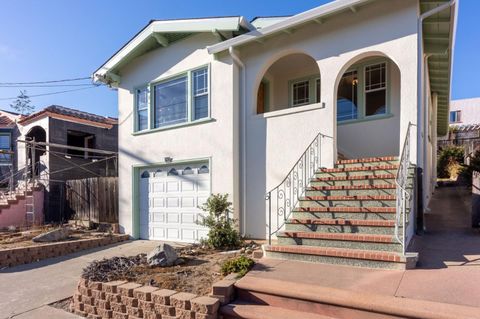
[337,70,358,121]
[364,63,387,117]
[292,80,310,106]
[450,110,461,123]
[136,87,149,131]
[0,134,11,163]
[134,65,210,133]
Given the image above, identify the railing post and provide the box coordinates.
[266,192,271,245]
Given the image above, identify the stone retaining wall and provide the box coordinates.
[0,234,130,268]
[72,278,236,319]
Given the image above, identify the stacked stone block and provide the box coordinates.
[74,279,221,319]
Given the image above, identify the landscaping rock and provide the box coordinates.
[147,243,178,267]
[32,227,70,242]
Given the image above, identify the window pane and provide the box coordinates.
[194,95,208,120]
[193,68,209,120]
[337,71,358,121]
[136,87,148,131]
[154,76,188,128]
[365,89,386,116]
[293,80,309,106]
[365,63,386,91]
[316,79,321,103]
[0,135,10,162]
[450,112,455,122]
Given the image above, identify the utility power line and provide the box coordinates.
[0,83,101,88]
[0,85,101,101]
[0,76,92,85]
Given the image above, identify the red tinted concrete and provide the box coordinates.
[248,185,480,311]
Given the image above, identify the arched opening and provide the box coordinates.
[25,126,47,176]
[256,53,321,114]
[335,55,401,159]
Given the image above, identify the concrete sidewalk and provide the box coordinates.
[249,185,480,309]
[0,240,161,319]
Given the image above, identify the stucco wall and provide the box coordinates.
[116,33,238,237]
[449,98,480,126]
[237,0,419,238]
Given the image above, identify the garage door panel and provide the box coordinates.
[139,162,210,242]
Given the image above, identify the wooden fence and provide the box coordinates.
[65,177,118,223]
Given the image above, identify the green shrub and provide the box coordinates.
[200,194,242,250]
[221,255,255,277]
[437,145,464,178]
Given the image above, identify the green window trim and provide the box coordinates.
[288,75,321,108]
[132,64,211,134]
[337,58,392,124]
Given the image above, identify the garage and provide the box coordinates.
[139,162,210,242]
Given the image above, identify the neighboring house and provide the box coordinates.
[0,110,21,188]
[94,0,457,269]
[438,97,480,162]
[15,105,118,221]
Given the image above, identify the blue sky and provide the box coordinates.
[0,0,477,117]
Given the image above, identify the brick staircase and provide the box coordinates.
[263,156,418,270]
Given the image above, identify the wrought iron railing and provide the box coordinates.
[266,132,329,245]
[394,122,414,255]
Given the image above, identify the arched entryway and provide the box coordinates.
[25,126,46,177]
[256,53,321,114]
[334,54,402,159]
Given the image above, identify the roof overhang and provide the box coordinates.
[421,0,458,137]
[18,111,115,129]
[94,16,254,87]
[207,0,375,54]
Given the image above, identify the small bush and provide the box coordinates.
[200,194,242,250]
[437,145,464,178]
[221,255,255,277]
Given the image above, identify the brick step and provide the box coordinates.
[264,245,416,270]
[285,219,396,235]
[336,156,398,166]
[227,277,474,319]
[221,303,335,319]
[299,195,396,208]
[315,166,398,178]
[305,184,396,196]
[277,232,402,252]
[292,210,395,221]
[310,174,396,187]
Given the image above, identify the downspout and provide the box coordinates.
[229,46,247,237]
[417,0,456,210]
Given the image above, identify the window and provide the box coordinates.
[292,80,310,106]
[0,134,11,163]
[193,67,209,120]
[198,165,209,174]
[154,76,188,128]
[141,171,150,178]
[450,111,461,123]
[365,63,387,116]
[167,168,178,176]
[182,167,194,175]
[136,87,149,131]
[67,130,95,159]
[316,79,321,103]
[337,70,358,121]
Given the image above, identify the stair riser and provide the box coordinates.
[305,188,396,196]
[285,224,396,235]
[299,200,395,208]
[291,211,395,220]
[233,289,405,319]
[264,250,407,270]
[310,179,395,187]
[335,160,398,169]
[277,237,403,252]
[315,170,397,178]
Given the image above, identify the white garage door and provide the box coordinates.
[139,162,210,242]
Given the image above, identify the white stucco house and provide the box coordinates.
[94,0,457,268]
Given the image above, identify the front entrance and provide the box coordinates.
[139,162,210,242]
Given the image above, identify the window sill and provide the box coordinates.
[338,113,394,126]
[258,102,325,119]
[132,118,215,136]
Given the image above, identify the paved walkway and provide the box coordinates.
[0,240,161,319]
[248,185,480,308]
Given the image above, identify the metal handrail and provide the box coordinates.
[266,132,329,245]
[394,122,414,255]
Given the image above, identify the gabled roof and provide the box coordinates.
[94,16,254,86]
[250,16,291,29]
[18,105,117,129]
[207,0,375,54]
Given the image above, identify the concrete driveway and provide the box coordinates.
[0,240,161,319]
